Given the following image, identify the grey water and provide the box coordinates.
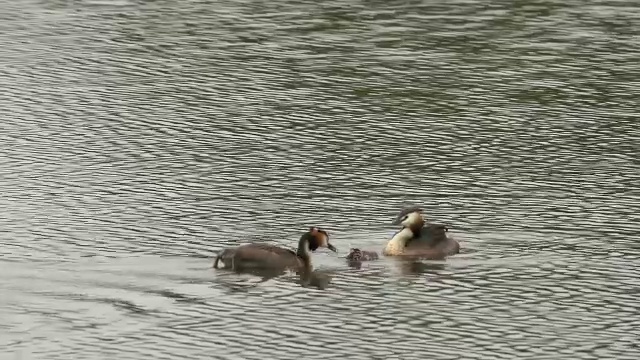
[1,0,639,359]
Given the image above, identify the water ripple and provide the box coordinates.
[1,0,639,359]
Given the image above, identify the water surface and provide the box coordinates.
[1,0,639,359]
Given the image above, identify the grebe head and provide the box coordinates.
[346,248,363,261]
[391,206,425,229]
[306,227,337,252]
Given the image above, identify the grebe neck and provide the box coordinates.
[296,234,312,266]
[384,227,414,256]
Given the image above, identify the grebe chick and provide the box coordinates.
[346,248,379,262]
[345,248,379,269]
[213,227,336,273]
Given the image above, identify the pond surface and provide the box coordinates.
[1,0,639,359]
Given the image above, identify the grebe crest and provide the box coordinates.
[392,206,425,229]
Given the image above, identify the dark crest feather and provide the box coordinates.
[398,206,423,217]
[392,206,423,224]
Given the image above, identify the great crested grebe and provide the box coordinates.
[213,227,337,273]
[346,206,459,261]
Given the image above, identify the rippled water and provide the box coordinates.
[2,0,639,359]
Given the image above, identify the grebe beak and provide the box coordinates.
[391,215,406,226]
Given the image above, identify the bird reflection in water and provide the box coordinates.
[396,259,446,275]
[212,266,333,292]
[298,268,333,290]
[346,249,446,275]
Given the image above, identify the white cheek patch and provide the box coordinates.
[402,212,422,227]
